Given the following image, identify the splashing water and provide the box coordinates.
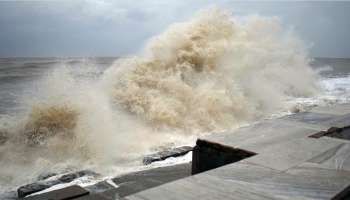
[0,8,320,192]
[104,9,318,132]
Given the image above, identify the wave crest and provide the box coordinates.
[107,8,319,132]
[23,104,78,145]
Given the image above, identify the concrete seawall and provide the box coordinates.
[21,104,350,200]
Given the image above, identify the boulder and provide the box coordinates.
[17,170,98,198]
[17,181,56,198]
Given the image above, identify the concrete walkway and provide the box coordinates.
[23,104,350,200]
[125,104,350,200]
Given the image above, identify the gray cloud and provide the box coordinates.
[0,1,349,57]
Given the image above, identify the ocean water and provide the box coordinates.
[1,57,348,121]
[0,9,350,197]
[0,57,114,115]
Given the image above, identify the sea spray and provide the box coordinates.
[0,8,319,192]
[105,9,319,132]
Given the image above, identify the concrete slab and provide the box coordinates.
[277,118,331,131]
[205,161,350,200]
[74,193,111,200]
[125,174,282,200]
[287,162,350,184]
[111,163,191,197]
[204,120,317,153]
[278,112,338,130]
[122,104,350,200]
[23,185,89,200]
[127,159,350,200]
[279,107,350,130]
[245,137,344,171]
[245,168,350,200]
[263,163,350,199]
[237,125,317,152]
[98,189,121,200]
[308,142,350,171]
[205,161,282,183]
[202,160,350,200]
[327,114,350,128]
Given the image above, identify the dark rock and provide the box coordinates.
[142,146,192,165]
[37,172,57,181]
[23,185,89,200]
[58,170,98,183]
[58,171,83,183]
[17,170,99,198]
[191,139,256,175]
[17,182,54,198]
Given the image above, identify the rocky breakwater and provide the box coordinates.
[17,170,98,198]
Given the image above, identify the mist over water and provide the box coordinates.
[0,8,329,192]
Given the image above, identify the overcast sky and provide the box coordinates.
[0,1,349,58]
